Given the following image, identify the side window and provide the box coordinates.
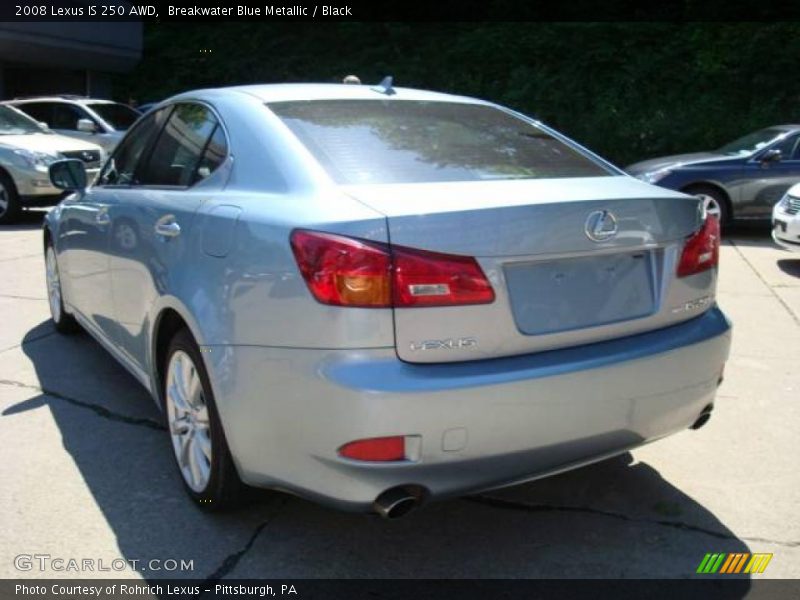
[16,103,51,125]
[772,134,800,160]
[138,103,225,187]
[51,104,93,131]
[195,124,228,182]
[99,107,170,186]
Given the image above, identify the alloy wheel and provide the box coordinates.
[166,350,213,492]
[45,246,62,323]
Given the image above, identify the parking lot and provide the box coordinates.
[0,211,798,581]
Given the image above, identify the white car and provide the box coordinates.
[773,184,800,251]
[7,96,140,153]
[0,104,103,224]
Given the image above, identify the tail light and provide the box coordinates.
[339,436,406,462]
[677,216,720,278]
[290,230,495,308]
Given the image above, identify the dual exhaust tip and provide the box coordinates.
[373,485,426,519]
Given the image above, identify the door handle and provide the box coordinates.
[154,215,181,238]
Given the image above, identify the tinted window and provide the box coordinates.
[99,107,170,186]
[268,100,610,184]
[195,124,228,181]
[138,104,223,187]
[14,102,51,125]
[50,103,93,130]
[87,102,140,131]
[771,134,800,159]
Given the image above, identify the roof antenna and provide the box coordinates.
[371,76,396,96]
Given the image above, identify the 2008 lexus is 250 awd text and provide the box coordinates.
[41,82,731,518]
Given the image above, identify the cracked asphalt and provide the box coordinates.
[1,212,798,581]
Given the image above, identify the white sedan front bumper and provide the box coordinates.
[773,196,800,252]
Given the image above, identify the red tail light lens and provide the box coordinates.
[393,246,495,307]
[290,230,391,307]
[339,436,406,462]
[677,216,720,278]
[290,230,495,308]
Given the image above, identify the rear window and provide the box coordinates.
[268,100,611,185]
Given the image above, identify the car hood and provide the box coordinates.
[0,133,102,154]
[626,152,737,175]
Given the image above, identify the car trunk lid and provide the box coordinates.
[342,176,712,363]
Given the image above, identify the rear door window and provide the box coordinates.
[268,100,611,184]
[137,103,224,187]
[99,107,171,186]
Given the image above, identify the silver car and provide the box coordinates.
[0,104,103,224]
[43,83,731,518]
[8,96,141,153]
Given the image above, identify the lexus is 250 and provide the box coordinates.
[43,82,731,518]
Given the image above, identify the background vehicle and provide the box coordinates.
[42,84,730,517]
[626,125,800,225]
[7,96,140,153]
[0,104,103,224]
[773,184,800,252]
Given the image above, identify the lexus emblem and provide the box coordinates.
[584,210,618,242]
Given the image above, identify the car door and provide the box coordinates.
[57,187,113,336]
[739,133,800,218]
[77,106,171,345]
[106,102,229,370]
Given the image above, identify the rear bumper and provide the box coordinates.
[208,307,731,511]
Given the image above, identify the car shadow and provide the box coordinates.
[2,319,753,585]
[777,259,800,278]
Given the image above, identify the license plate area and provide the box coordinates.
[504,251,658,336]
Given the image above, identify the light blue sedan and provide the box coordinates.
[43,83,731,518]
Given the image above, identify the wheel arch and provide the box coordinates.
[148,298,208,411]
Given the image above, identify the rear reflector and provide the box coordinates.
[339,436,406,462]
[677,216,720,278]
[290,229,495,308]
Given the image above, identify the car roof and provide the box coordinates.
[174,83,489,106]
[10,97,117,105]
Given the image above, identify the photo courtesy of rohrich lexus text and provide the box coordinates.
[0,1,798,599]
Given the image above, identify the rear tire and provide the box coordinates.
[0,171,21,225]
[683,184,731,227]
[45,243,80,334]
[163,328,243,510]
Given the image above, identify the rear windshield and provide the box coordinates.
[268,100,611,184]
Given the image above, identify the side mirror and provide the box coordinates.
[761,148,782,164]
[38,121,50,131]
[49,159,87,191]
[77,118,97,133]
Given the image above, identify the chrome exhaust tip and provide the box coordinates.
[373,486,424,519]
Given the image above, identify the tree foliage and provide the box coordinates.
[118,22,800,166]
